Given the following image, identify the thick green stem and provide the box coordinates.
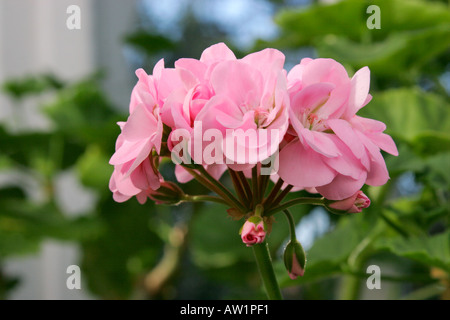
[252,242,283,300]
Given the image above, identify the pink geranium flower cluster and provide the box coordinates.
[109,42,397,205]
[109,43,398,281]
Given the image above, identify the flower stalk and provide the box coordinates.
[252,241,283,300]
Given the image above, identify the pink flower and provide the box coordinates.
[161,42,236,130]
[196,47,289,170]
[109,66,164,203]
[327,190,371,213]
[278,58,398,200]
[240,219,266,247]
[162,43,234,182]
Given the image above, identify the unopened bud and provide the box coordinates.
[147,181,185,205]
[325,191,370,214]
[240,216,266,247]
[283,240,306,279]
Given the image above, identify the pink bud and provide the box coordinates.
[328,191,370,213]
[289,253,305,280]
[240,219,266,247]
[283,240,306,280]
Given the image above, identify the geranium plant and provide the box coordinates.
[109,43,398,300]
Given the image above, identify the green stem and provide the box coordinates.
[259,172,270,201]
[263,178,283,207]
[252,242,283,300]
[265,197,325,216]
[184,195,229,206]
[184,165,245,212]
[197,166,246,212]
[229,170,249,209]
[252,166,259,208]
[270,185,293,208]
[283,209,297,241]
[237,171,252,202]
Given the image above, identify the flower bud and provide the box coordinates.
[240,216,266,247]
[283,240,306,279]
[147,181,185,205]
[325,191,370,214]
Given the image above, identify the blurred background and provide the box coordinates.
[0,0,448,300]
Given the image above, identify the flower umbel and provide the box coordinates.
[108,43,398,300]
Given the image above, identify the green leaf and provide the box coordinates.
[43,77,121,150]
[1,74,64,100]
[0,200,100,258]
[76,145,113,191]
[80,198,163,299]
[190,202,248,269]
[359,88,450,153]
[275,0,450,47]
[316,25,450,78]
[376,231,450,272]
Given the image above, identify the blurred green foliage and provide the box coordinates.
[0,0,449,300]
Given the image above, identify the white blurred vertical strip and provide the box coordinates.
[34,0,96,79]
[1,0,136,299]
[2,0,139,299]
[0,0,96,299]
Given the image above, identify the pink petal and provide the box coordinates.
[367,132,399,156]
[318,81,351,119]
[175,58,207,80]
[158,68,184,100]
[122,104,158,142]
[200,42,236,64]
[175,165,194,183]
[316,172,367,200]
[301,58,349,88]
[278,139,336,188]
[210,60,263,107]
[328,119,365,159]
[109,139,150,166]
[206,164,227,181]
[301,130,341,158]
[323,135,365,179]
[152,59,165,79]
[130,158,161,191]
[289,83,335,119]
[241,48,285,91]
[344,66,371,118]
